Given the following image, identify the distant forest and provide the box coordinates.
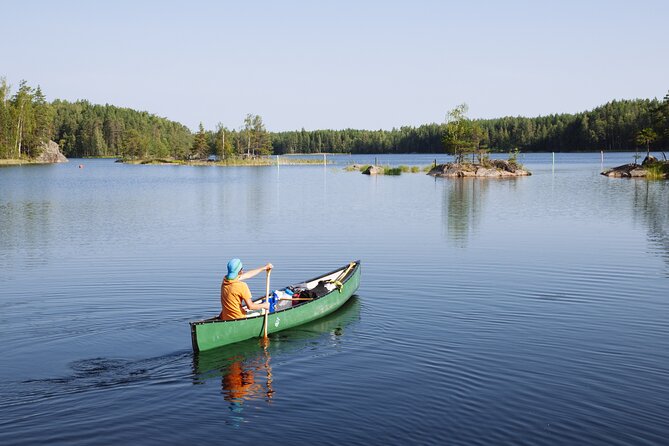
[272,97,669,155]
[1,76,668,160]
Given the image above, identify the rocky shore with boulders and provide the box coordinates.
[428,159,531,178]
[601,156,668,179]
[35,141,68,163]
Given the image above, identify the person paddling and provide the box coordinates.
[220,258,273,320]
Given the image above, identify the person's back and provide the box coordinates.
[219,258,272,320]
[220,277,251,320]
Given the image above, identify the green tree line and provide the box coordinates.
[272,96,669,155]
[2,77,668,160]
[1,77,195,160]
[51,100,193,158]
[1,78,275,161]
[271,125,445,154]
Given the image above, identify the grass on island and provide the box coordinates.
[384,167,403,175]
[0,158,41,165]
[645,162,669,180]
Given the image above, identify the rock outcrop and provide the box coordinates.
[602,163,647,178]
[362,165,385,175]
[428,161,530,178]
[35,140,68,163]
[601,156,669,179]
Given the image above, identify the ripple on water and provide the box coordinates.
[1,157,668,445]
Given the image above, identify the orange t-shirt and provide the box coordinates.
[220,278,252,320]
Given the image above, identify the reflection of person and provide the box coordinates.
[219,258,273,320]
[221,350,274,424]
[222,359,256,427]
[223,360,256,400]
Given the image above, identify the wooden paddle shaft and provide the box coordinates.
[330,262,355,286]
[263,268,271,338]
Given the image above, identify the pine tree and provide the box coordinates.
[191,122,208,160]
[11,80,34,158]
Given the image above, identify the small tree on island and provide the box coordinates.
[635,127,657,163]
[443,104,487,164]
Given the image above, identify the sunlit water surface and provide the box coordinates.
[1,153,667,445]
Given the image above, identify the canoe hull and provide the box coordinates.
[190,261,361,352]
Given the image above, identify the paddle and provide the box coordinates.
[328,261,356,291]
[263,267,271,339]
[278,297,313,301]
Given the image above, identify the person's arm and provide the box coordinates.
[243,295,269,311]
[238,263,273,281]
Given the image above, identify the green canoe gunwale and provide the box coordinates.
[190,260,361,352]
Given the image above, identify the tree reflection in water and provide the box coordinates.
[443,179,489,246]
[632,180,669,271]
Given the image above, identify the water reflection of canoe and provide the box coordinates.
[192,296,361,380]
[192,297,361,412]
[189,261,361,352]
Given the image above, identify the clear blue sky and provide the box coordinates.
[2,0,667,132]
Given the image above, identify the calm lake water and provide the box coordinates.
[1,153,668,445]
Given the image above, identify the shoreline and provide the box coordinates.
[0,159,49,166]
[1,151,666,168]
[119,157,331,166]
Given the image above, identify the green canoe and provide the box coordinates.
[190,260,361,352]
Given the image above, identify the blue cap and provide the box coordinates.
[226,258,243,280]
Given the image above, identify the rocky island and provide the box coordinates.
[601,156,668,179]
[427,159,531,178]
[352,157,531,177]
